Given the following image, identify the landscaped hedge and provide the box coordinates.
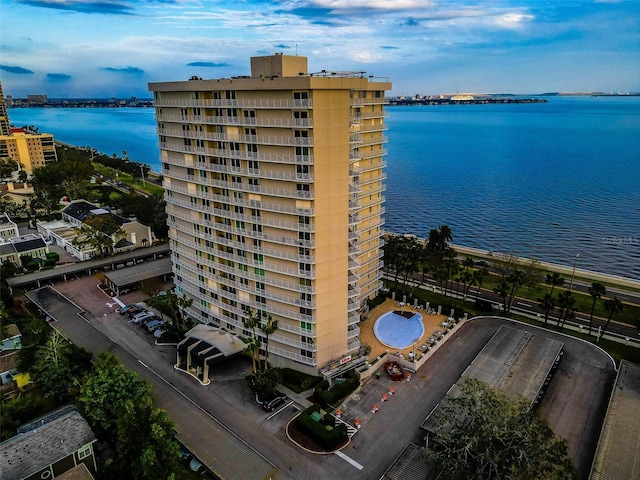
[295,404,347,451]
[313,371,359,407]
[46,252,59,262]
[366,292,387,310]
[280,368,323,393]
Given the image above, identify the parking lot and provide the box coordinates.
[26,277,615,479]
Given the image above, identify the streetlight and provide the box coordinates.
[568,254,580,291]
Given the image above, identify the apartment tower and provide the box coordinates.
[0,81,57,174]
[149,54,390,374]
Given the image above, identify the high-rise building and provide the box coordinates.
[0,81,58,174]
[149,54,390,374]
[0,81,11,136]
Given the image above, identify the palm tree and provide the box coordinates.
[259,314,279,370]
[599,297,624,342]
[244,337,261,374]
[587,282,606,336]
[539,293,555,324]
[473,268,489,300]
[545,272,565,298]
[243,309,262,368]
[557,290,576,330]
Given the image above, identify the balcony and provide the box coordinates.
[154,98,313,109]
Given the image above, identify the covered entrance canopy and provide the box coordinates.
[176,324,245,385]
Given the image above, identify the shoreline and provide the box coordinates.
[451,243,640,289]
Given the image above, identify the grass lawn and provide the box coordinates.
[92,163,164,197]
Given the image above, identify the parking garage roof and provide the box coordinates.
[589,360,640,480]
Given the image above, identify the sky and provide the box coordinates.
[1,0,639,98]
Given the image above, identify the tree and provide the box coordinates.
[587,282,606,336]
[424,377,578,480]
[472,268,489,300]
[0,158,19,181]
[557,290,576,330]
[599,297,624,342]
[115,396,180,480]
[545,272,565,298]
[243,309,263,372]
[31,331,74,403]
[259,313,279,370]
[79,351,151,440]
[492,255,543,316]
[539,293,555,324]
[72,213,125,257]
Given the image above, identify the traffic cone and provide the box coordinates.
[336,408,342,418]
[389,386,395,395]
[355,418,361,429]
[382,393,388,402]
[371,404,378,413]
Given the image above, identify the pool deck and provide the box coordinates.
[360,298,450,361]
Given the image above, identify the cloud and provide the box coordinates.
[382,46,399,50]
[186,61,232,67]
[0,65,34,74]
[103,66,145,74]
[17,0,135,15]
[46,72,72,81]
[275,44,291,49]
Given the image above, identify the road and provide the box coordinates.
[25,278,615,479]
[387,272,640,341]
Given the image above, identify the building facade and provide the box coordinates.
[149,54,390,373]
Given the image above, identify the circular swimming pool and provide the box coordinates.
[373,310,425,349]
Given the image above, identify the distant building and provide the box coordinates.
[149,53,391,374]
[0,81,58,175]
[0,81,11,135]
[27,94,48,105]
[0,233,49,265]
[0,407,98,480]
[0,127,58,174]
[37,200,154,261]
[0,213,19,240]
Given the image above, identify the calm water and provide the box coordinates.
[9,97,640,279]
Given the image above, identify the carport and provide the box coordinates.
[176,324,246,385]
[102,257,173,295]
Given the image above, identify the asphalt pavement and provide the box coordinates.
[25,278,615,480]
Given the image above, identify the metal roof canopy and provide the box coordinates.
[589,360,640,480]
[421,326,563,433]
[103,257,172,287]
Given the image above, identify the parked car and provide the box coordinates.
[119,304,139,315]
[153,328,165,339]
[145,320,164,332]
[262,395,287,412]
[125,306,144,317]
[138,315,159,326]
[131,311,154,324]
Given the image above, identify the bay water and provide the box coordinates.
[9,97,640,279]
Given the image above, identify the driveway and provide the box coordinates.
[26,279,615,480]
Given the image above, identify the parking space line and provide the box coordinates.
[335,451,363,470]
[267,401,294,420]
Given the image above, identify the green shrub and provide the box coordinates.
[314,371,359,407]
[295,404,347,451]
[46,252,59,262]
[280,368,323,393]
[26,261,40,271]
[44,258,57,267]
[366,292,387,310]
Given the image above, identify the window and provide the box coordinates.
[300,292,311,302]
[299,231,311,241]
[249,178,259,186]
[226,90,236,100]
[301,321,313,332]
[78,444,92,460]
[298,216,310,225]
[299,263,311,272]
[301,349,313,358]
[256,282,265,290]
[299,247,310,257]
[256,295,266,304]
[297,165,309,175]
[294,91,308,100]
[248,160,259,170]
[300,307,312,316]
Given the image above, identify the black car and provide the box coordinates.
[262,395,287,412]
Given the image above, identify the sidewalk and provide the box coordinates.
[278,384,315,409]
